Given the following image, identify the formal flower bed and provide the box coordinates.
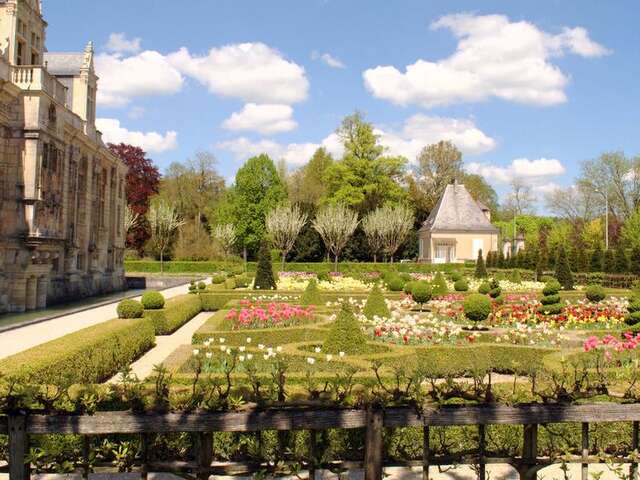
[276,275,373,292]
[583,332,640,365]
[224,301,315,329]
[494,322,565,346]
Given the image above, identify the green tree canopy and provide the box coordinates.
[622,207,640,250]
[324,112,407,214]
[231,154,287,257]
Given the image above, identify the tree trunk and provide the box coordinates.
[373,253,377,263]
[390,254,394,264]
[281,250,286,272]
[160,249,164,273]
[243,247,248,273]
[334,253,339,272]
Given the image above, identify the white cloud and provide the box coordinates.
[96,118,178,153]
[216,133,343,167]
[105,33,142,54]
[127,106,145,120]
[311,51,346,68]
[375,114,496,159]
[466,158,566,184]
[222,103,297,135]
[95,51,184,107]
[169,43,309,104]
[363,13,610,108]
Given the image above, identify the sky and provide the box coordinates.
[44,0,640,202]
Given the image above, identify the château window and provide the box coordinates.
[16,41,24,65]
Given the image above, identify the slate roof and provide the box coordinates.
[44,52,85,75]
[420,183,499,233]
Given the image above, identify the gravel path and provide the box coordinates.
[0,280,206,360]
[107,311,210,383]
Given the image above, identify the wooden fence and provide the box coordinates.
[1,403,640,480]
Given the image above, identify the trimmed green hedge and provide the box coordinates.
[144,294,202,335]
[0,318,155,384]
[199,292,246,311]
[125,260,464,274]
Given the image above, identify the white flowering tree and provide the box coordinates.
[313,203,359,271]
[212,223,237,258]
[362,208,386,263]
[148,201,184,272]
[380,205,414,263]
[123,205,140,234]
[266,203,308,270]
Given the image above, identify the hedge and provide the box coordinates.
[125,260,464,275]
[199,292,246,311]
[143,294,202,335]
[0,318,155,384]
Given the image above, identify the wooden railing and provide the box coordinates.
[2,403,640,480]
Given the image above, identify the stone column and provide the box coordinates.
[36,276,48,309]
[25,276,37,310]
[9,277,27,313]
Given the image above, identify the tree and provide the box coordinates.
[313,204,359,271]
[147,201,184,273]
[545,184,598,241]
[212,224,236,258]
[361,208,386,263]
[463,173,499,217]
[503,178,536,217]
[475,249,488,278]
[266,203,308,270]
[614,243,629,273]
[414,140,463,211]
[622,207,640,251]
[123,205,140,234]
[108,143,160,254]
[380,205,414,263]
[231,154,287,258]
[254,239,277,290]
[288,147,333,207]
[555,244,574,290]
[603,249,615,273]
[591,244,604,272]
[630,246,640,275]
[324,112,407,214]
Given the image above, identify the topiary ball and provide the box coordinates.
[478,282,491,295]
[117,299,144,319]
[198,281,206,290]
[488,287,502,299]
[450,271,463,282]
[454,279,469,292]
[141,291,165,309]
[411,281,432,306]
[585,284,606,303]
[540,294,561,305]
[211,274,226,284]
[387,276,405,292]
[537,303,563,315]
[463,294,492,324]
[403,280,417,295]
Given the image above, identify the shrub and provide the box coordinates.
[0,318,155,384]
[224,278,237,290]
[363,284,390,319]
[474,249,487,278]
[403,280,417,295]
[323,303,368,354]
[386,276,405,292]
[478,282,491,295]
[301,279,322,306]
[431,272,448,296]
[188,281,197,294]
[542,280,561,296]
[538,280,563,316]
[625,311,640,326]
[211,274,226,284]
[509,270,522,284]
[454,279,469,292]
[555,244,574,290]
[411,282,432,309]
[585,284,606,303]
[141,291,165,309]
[463,294,492,324]
[317,270,331,282]
[537,303,563,315]
[254,239,277,290]
[197,281,206,290]
[628,300,640,314]
[144,294,202,335]
[450,271,463,282]
[540,294,561,305]
[234,275,251,288]
[117,299,144,319]
[199,292,244,311]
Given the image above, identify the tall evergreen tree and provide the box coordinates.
[497,249,505,269]
[591,244,604,272]
[603,249,616,273]
[555,244,574,290]
[475,249,488,278]
[253,239,277,290]
[629,246,640,275]
[614,243,629,273]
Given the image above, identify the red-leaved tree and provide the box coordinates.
[108,143,161,255]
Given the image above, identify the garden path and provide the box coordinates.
[106,312,210,383]
[0,280,208,361]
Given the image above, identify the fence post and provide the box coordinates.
[309,430,317,480]
[581,423,589,480]
[8,413,29,480]
[518,423,538,480]
[82,436,91,480]
[479,424,486,480]
[197,432,213,480]
[364,407,383,480]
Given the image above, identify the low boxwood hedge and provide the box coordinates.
[144,294,202,335]
[199,292,246,311]
[0,318,155,384]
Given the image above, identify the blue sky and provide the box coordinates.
[45,0,640,201]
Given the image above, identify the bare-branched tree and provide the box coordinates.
[503,178,536,217]
[148,201,185,273]
[212,223,237,258]
[313,204,359,271]
[266,203,308,270]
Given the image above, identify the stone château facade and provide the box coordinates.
[0,0,127,312]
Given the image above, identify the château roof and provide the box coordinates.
[420,183,499,233]
[44,52,85,75]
